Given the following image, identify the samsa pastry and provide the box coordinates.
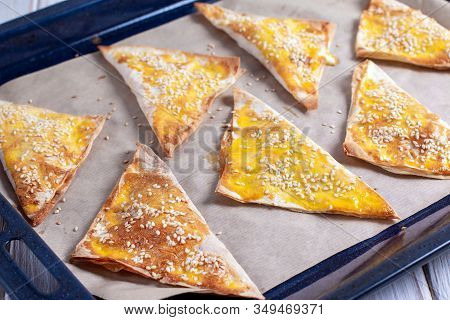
[72,143,263,299]
[0,101,105,226]
[216,89,397,219]
[100,45,241,157]
[196,2,338,110]
[344,60,449,179]
[355,0,450,69]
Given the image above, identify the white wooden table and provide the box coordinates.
[0,0,448,300]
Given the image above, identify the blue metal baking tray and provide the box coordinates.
[0,0,448,300]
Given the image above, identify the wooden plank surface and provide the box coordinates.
[424,252,450,300]
[0,0,448,301]
[363,268,433,300]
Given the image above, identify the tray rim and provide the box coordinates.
[0,0,448,300]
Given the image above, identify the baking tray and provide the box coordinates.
[0,0,448,300]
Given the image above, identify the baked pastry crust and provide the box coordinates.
[71,143,263,299]
[216,88,398,219]
[0,100,105,226]
[355,0,450,69]
[195,2,338,110]
[343,60,449,179]
[99,45,241,157]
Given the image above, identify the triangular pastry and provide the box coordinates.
[343,60,449,179]
[99,46,241,157]
[195,2,338,110]
[217,88,397,219]
[355,0,450,69]
[0,101,105,226]
[71,143,263,299]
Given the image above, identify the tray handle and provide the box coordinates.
[0,194,92,299]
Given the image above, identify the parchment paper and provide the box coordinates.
[0,0,449,299]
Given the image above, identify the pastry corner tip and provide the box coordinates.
[97,45,111,54]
